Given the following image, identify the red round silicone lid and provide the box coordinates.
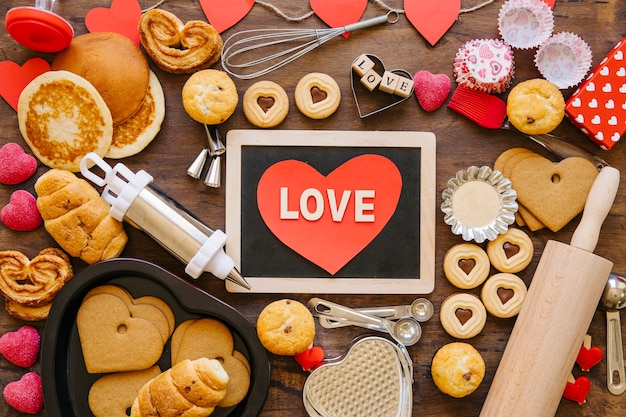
[5,7,74,53]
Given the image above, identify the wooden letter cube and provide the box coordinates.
[360,69,382,91]
[394,75,414,98]
[352,54,376,77]
[379,71,400,94]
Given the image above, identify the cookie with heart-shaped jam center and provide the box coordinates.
[440,293,487,339]
[487,227,534,273]
[443,243,490,289]
[481,273,527,318]
[295,73,341,119]
[243,80,289,128]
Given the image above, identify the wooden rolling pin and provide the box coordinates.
[480,166,621,417]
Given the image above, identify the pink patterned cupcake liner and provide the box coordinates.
[534,31,593,89]
[454,38,515,94]
[498,0,554,49]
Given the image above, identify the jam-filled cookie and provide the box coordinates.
[443,243,491,289]
[481,273,527,318]
[242,80,289,128]
[294,72,341,119]
[487,227,533,273]
[440,293,487,339]
[431,342,485,398]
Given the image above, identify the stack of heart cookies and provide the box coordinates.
[494,147,599,232]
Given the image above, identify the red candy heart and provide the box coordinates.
[413,70,451,112]
[85,0,142,45]
[294,346,325,371]
[0,143,37,185]
[563,375,591,405]
[0,58,50,112]
[3,372,43,414]
[0,326,40,368]
[1,190,42,231]
[199,0,255,33]
[576,345,603,371]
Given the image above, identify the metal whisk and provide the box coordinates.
[221,11,401,80]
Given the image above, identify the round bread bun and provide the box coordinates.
[18,70,113,172]
[182,69,238,125]
[51,32,150,126]
[106,71,165,159]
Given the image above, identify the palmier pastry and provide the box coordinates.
[440,293,487,339]
[243,80,289,128]
[487,227,533,273]
[139,9,222,74]
[481,273,527,318]
[294,72,341,119]
[443,243,490,289]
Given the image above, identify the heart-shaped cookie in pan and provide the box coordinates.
[351,54,414,118]
[303,336,413,417]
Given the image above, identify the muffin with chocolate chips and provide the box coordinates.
[431,342,485,398]
[256,299,315,355]
[506,78,565,135]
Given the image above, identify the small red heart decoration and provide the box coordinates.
[85,0,142,45]
[413,70,451,112]
[3,372,43,414]
[295,345,325,371]
[543,0,556,9]
[563,375,591,405]
[310,0,367,38]
[1,190,42,232]
[257,154,402,274]
[0,143,37,185]
[576,345,603,371]
[199,0,255,33]
[0,58,50,112]
[405,0,460,46]
[0,326,40,368]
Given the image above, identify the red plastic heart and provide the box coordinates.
[294,345,325,371]
[405,0,460,46]
[0,326,40,368]
[0,190,42,231]
[0,58,50,112]
[576,345,603,371]
[310,0,367,38]
[0,143,38,185]
[413,70,451,112]
[199,0,255,33]
[85,0,142,45]
[3,372,43,414]
[563,375,591,405]
[257,154,402,275]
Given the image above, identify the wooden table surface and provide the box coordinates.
[1,0,626,416]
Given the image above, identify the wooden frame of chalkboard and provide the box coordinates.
[224,130,436,294]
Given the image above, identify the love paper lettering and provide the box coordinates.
[256,154,402,274]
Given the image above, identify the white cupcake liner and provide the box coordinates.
[498,0,554,49]
[535,32,592,89]
[453,39,515,94]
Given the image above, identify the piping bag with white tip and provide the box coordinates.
[80,153,250,290]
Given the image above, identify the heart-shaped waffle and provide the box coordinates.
[303,336,413,417]
[351,54,413,118]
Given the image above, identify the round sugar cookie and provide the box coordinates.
[487,227,533,273]
[481,273,527,318]
[243,80,289,128]
[294,72,341,119]
[440,293,487,339]
[443,243,490,289]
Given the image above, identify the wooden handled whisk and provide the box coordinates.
[220,11,400,80]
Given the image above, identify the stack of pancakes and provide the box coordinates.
[17,32,165,171]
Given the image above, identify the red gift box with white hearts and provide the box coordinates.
[565,37,626,150]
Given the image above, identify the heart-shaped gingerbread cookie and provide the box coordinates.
[509,156,598,232]
[303,336,412,417]
[351,54,414,118]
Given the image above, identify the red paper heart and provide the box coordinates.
[563,375,591,405]
[310,0,367,38]
[543,0,556,9]
[3,372,43,414]
[0,143,37,185]
[0,326,40,368]
[0,190,42,231]
[257,154,402,274]
[576,345,603,371]
[405,0,460,46]
[413,70,451,111]
[0,58,50,112]
[294,345,325,371]
[199,0,255,33]
[85,0,142,45]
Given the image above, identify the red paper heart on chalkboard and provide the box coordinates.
[310,0,367,38]
[405,0,460,46]
[199,0,255,33]
[0,58,50,112]
[257,154,402,274]
[85,0,142,45]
